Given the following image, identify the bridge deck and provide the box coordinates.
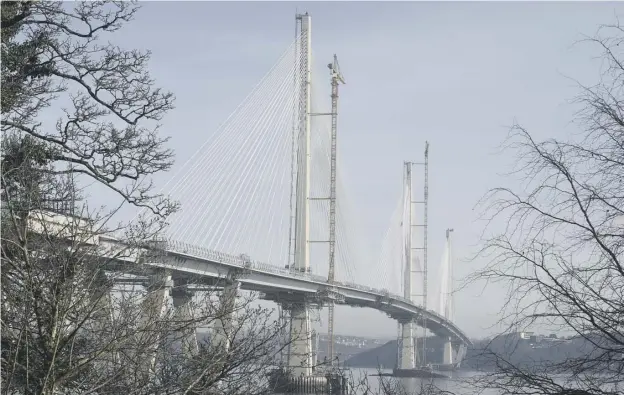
[100,236,472,346]
[23,209,471,346]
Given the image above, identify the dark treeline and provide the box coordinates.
[344,333,620,373]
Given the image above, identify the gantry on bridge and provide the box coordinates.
[31,12,472,379]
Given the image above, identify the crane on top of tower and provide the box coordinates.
[328,54,346,85]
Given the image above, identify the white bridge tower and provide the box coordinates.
[441,228,455,366]
[287,12,314,376]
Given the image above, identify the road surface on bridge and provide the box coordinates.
[98,235,472,346]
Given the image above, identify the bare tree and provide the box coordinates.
[1,0,176,217]
[468,20,624,395]
[1,135,291,395]
[1,179,290,395]
[1,218,289,395]
[1,2,293,394]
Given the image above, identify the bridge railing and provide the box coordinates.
[164,239,327,282]
[161,239,450,324]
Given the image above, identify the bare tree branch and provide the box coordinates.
[467,19,624,395]
[1,1,177,217]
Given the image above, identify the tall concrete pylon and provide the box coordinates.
[287,12,314,377]
[397,162,417,369]
[441,228,455,366]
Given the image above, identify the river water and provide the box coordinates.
[350,368,621,395]
[351,368,497,395]
[277,368,619,395]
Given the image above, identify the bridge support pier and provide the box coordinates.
[311,329,318,371]
[287,303,313,376]
[140,271,173,376]
[455,343,468,367]
[212,279,240,353]
[171,286,198,358]
[91,271,118,366]
[397,319,417,369]
[442,336,453,365]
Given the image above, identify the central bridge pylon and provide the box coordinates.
[286,12,314,377]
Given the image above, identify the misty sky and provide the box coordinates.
[97,1,623,339]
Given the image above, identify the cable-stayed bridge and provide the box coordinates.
[33,13,470,378]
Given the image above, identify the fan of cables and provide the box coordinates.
[162,35,306,266]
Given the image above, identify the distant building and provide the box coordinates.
[518,331,534,340]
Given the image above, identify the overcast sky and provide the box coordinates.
[99,1,623,339]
